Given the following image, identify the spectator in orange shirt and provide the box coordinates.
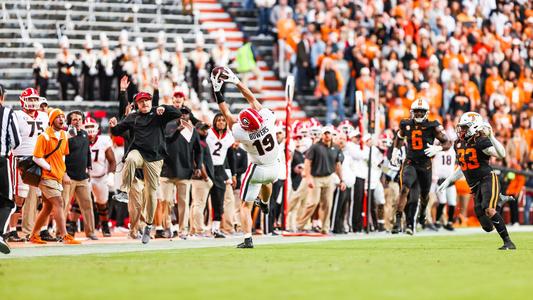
[485,66,504,98]
[388,97,410,127]
[317,58,344,125]
[356,67,375,100]
[29,109,80,245]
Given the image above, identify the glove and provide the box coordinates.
[210,70,224,93]
[222,66,240,84]
[468,122,484,138]
[482,121,493,137]
[424,143,443,158]
[390,148,401,166]
[436,179,449,193]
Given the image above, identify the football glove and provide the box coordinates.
[390,148,401,166]
[210,71,224,93]
[222,66,240,85]
[424,143,443,158]
[436,179,449,193]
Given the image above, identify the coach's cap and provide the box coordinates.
[134,92,152,102]
[195,122,210,130]
[180,106,191,114]
[321,125,335,135]
[173,90,186,98]
[48,108,65,125]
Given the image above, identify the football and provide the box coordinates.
[211,66,229,80]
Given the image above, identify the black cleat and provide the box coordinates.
[443,222,454,231]
[237,237,254,248]
[101,222,112,237]
[213,231,226,238]
[423,222,439,232]
[5,231,24,242]
[498,241,516,250]
[254,198,269,214]
[40,230,58,242]
[66,221,77,237]
[391,217,402,234]
[405,224,414,235]
[155,229,167,239]
[0,237,11,254]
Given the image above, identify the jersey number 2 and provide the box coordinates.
[457,148,480,171]
[411,130,423,150]
[252,134,275,156]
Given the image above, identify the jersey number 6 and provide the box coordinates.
[411,130,423,150]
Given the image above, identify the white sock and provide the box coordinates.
[10,227,17,232]
[244,233,252,239]
[212,221,220,232]
[156,226,164,230]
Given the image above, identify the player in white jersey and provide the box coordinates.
[431,145,457,231]
[211,66,279,248]
[5,88,48,242]
[85,117,116,236]
[205,113,235,238]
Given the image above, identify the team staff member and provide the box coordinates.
[63,111,97,240]
[0,84,21,254]
[109,91,181,244]
[29,109,80,245]
[297,126,346,234]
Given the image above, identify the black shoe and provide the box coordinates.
[378,223,386,232]
[236,237,254,248]
[498,241,516,250]
[405,224,414,235]
[391,216,402,234]
[213,231,226,238]
[443,222,454,231]
[0,237,11,254]
[40,230,58,242]
[434,223,442,229]
[172,230,178,238]
[423,222,439,232]
[254,198,269,214]
[101,222,112,237]
[155,229,166,239]
[5,231,24,242]
[311,225,321,233]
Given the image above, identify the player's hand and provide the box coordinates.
[210,71,224,92]
[424,143,443,158]
[436,179,448,193]
[482,121,493,137]
[339,181,346,192]
[120,75,130,92]
[390,148,401,166]
[156,106,165,115]
[222,66,240,85]
[109,117,118,128]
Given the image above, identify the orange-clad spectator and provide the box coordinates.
[428,106,443,123]
[363,35,380,60]
[29,109,80,245]
[518,116,533,151]
[276,10,296,41]
[518,67,533,103]
[492,105,513,137]
[355,67,375,99]
[317,58,344,125]
[442,44,465,69]
[320,16,340,43]
[388,98,410,127]
[461,72,481,109]
[505,128,529,225]
[485,66,504,98]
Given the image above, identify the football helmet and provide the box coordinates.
[410,98,430,123]
[456,112,484,140]
[19,88,42,111]
[84,117,99,137]
[338,120,355,136]
[238,108,263,132]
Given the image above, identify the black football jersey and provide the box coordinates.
[399,119,441,164]
[454,136,493,188]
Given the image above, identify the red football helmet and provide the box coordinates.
[19,88,41,111]
[84,117,99,137]
[238,108,263,132]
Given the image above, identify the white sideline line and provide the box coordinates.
[2,227,532,259]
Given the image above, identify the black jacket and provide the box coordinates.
[65,129,91,181]
[199,137,215,181]
[161,120,202,179]
[111,104,181,162]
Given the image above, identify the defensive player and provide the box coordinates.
[437,112,515,250]
[85,117,116,237]
[6,88,48,242]
[390,98,451,234]
[211,66,279,248]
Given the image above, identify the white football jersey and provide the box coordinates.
[232,108,279,165]
[89,135,113,177]
[206,128,235,166]
[432,148,456,179]
[12,110,48,157]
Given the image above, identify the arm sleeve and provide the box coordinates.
[33,135,45,158]
[305,145,316,161]
[117,91,128,120]
[227,147,237,176]
[153,89,160,107]
[162,105,182,123]
[192,133,203,169]
[110,115,133,136]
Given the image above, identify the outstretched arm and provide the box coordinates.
[436,167,464,193]
[223,66,262,110]
[481,122,505,159]
[211,68,237,130]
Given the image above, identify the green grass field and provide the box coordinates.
[1,233,532,300]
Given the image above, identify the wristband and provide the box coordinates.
[213,90,225,104]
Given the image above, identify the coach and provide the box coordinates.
[0,84,21,254]
[297,126,345,234]
[109,91,181,244]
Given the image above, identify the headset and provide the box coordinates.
[0,84,5,99]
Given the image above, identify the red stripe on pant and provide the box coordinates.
[239,163,254,200]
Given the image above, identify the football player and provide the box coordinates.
[437,112,515,250]
[85,117,116,237]
[390,98,452,234]
[211,66,279,248]
[6,88,48,242]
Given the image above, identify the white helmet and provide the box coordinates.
[456,112,483,140]
[410,98,430,123]
[84,117,99,137]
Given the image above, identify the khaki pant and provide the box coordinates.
[128,177,145,236]
[190,178,212,234]
[221,182,235,234]
[384,182,399,230]
[287,181,308,231]
[21,186,39,236]
[297,175,335,233]
[160,177,191,234]
[121,150,163,225]
[62,179,95,236]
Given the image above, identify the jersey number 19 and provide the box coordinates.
[252,134,275,156]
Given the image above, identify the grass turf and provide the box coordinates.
[0,232,532,300]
